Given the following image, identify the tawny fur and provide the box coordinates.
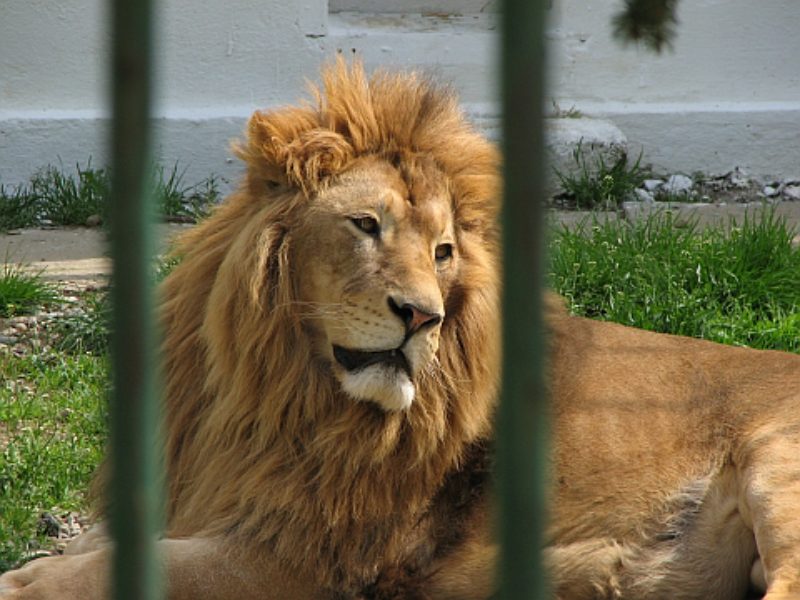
[159,59,501,595]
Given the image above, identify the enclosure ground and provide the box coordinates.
[1,204,798,283]
[0,223,193,283]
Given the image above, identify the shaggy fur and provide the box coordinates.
[159,59,501,596]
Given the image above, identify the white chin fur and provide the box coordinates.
[339,365,415,411]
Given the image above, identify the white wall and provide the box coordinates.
[1,0,798,189]
[548,0,800,178]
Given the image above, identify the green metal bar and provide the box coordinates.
[496,0,549,598]
[109,0,162,598]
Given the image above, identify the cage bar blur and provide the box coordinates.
[108,0,162,598]
[496,0,549,598]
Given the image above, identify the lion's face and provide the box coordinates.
[292,156,458,411]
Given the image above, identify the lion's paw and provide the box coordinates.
[0,551,107,600]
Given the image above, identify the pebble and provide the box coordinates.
[763,185,779,197]
[85,214,103,227]
[634,188,656,204]
[0,335,19,345]
[663,174,694,195]
[643,179,664,192]
[783,185,800,201]
[728,168,751,189]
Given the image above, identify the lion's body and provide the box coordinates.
[2,61,800,600]
[545,296,800,599]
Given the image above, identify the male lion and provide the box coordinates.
[1,61,800,600]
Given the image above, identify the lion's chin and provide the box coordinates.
[338,364,416,412]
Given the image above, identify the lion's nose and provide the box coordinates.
[388,297,443,336]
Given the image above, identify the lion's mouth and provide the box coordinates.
[333,345,411,376]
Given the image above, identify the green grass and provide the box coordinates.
[0,352,108,571]
[0,161,221,231]
[548,209,800,352]
[154,164,221,222]
[0,264,58,318]
[30,163,109,226]
[553,143,649,210]
[50,293,110,356]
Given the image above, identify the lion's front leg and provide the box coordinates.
[739,433,800,599]
[0,536,323,600]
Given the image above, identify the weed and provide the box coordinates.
[0,161,220,231]
[154,164,221,222]
[553,142,648,210]
[30,163,109,226]
[0,185,39,232]
[551,101,583,119]
[0,265,57,318]
[50,293,110,356]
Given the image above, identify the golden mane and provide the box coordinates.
[158,59,500,593]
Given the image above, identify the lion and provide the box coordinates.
[1,60,800,600]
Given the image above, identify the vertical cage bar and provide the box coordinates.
[496,0,549,598]
[109,0,162,598]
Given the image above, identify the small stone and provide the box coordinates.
[0,335,18,345]
[85,214,103,227]
[634,188,655,204]
[783,185,800,201]
[763,185,779,197]
[643,179,664,192]
[13,322,28,333]
[728,167,750,188]
[663,174,694,195]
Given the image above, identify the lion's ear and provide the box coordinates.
[238,108,354,195]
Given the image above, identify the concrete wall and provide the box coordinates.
[1,0,798,189]
[548,0,800,178]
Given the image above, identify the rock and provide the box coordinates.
[783,185,800,201]
[38,512,63,538]
[663,174,694,195]
[634,188,656,204]
[13,322,28,333]
[728,167,751,188]
[643,179,664,192]
[763,185,779,197]
[85,214,103,227]
[0,335,18,345]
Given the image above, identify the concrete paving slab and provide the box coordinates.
[0,223,193,283]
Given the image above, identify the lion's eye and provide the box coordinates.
[351,216,380,236]
[435,243,453,262]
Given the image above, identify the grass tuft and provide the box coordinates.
[548,209,800,352]
[30,163,109,226]
[50,293,110,356]
[554,142,649,210]
[0,265,57,319]
[154,164,221,222]
[0,161,220,231]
